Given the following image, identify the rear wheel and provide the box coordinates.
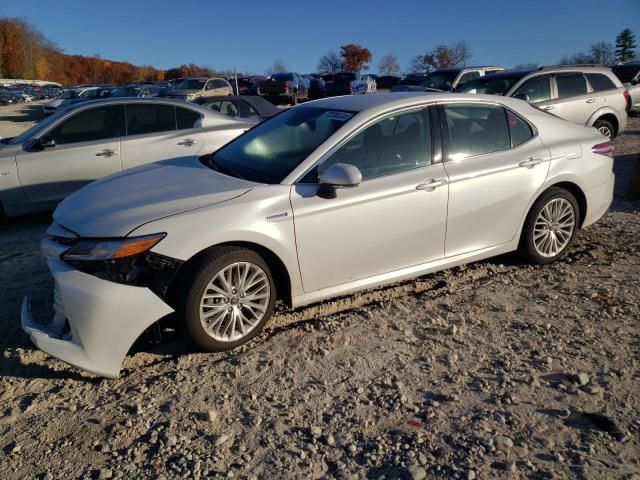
[593,119,614,139]
[519,187,579,264]
[181,247,276,351]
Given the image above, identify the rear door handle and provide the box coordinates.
[586,98,596,104]
[177,139,197,146]
[95,149,117,157]
[519,157,543,168]
[416,178,447,191]
[540,106,554,111]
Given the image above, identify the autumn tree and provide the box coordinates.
[513,63,539,70]
[317,51,342,74]
[377,53,400,75]
[409,41,472,73]
[340,44,372,72]
[559,42,615,66]
[616,28,636,63]
[266,59,287,75]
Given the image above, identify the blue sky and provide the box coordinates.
[3,0,639,74]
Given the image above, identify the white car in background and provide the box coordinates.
[23,93,614,377]
[0,98,253,218]
[42,87,100,115]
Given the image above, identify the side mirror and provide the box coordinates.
[514,93,530,102]
[631,78,638,85]
[39,135,56,149]
[317,163,362,199]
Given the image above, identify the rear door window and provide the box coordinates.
[514,76,551,103]
[457,71,480,87]
[125,104,176,136]
[50,105,124,145]
[585,73,617,92]
[443,104,511,159]
[555,74,588,99]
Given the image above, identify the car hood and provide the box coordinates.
[54,156,257,238]
[45,98,66,107]
[166,89,199,96]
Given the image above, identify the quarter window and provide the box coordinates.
[176,107,202,129]
[586,73,617,92]
[50,106,123,145]
[316,108,432,180]
[507,111,534,147]
[556,74,587,98]
[514,76,551,103]
[125,104,176,136]
[444,104,510,159]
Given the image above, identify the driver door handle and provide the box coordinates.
[95,149,117,157]
[416,178,447,191]
[541,105,554,111]
[519,157,543,168]
[586,98,597,104]
[177,139,197,146]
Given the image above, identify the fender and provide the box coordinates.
[0,148,31,217]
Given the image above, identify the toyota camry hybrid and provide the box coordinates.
[22,93,615,377]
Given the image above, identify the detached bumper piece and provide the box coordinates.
[21,259,174,378]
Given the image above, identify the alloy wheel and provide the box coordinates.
[199,262,270,342]
[597,125,612,138]
[533,198,576,257]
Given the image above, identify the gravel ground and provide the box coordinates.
[0,105,639,480]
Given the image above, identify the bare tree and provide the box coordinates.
[377,53,400,75]
[409,41,472,73]
[589,42,615,65]
[317,51,342,74]
[266,59,287,76]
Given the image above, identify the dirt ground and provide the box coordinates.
[0,103,639,480]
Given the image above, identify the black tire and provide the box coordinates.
[593,119,615,139]
[181,246,276,352]
[519,187,580,265]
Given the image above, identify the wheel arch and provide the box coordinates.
[587,108,620,137]
[523,181,587,232]
[167,241,293,308]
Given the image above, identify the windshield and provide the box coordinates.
[272,73,294,82]
[209,107,355,183]
[334,73,357,82]
[175,79,206,90]
[422,72,459,90]
[59,90,79,99]
[456,75,522,95]
[110,87,140,97]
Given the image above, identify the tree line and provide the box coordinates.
[0,18,223,85]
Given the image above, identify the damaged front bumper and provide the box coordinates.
[21,258,174,378]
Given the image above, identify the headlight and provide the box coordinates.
[58,233,181,297]
[62,234,165,261]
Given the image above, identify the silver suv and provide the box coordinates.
[458,65,628,138]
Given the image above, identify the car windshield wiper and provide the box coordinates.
[207,156,246,180]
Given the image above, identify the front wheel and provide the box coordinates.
[181,247,276,351]
[519,188,579,264]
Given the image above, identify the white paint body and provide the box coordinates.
[22,93,614,377]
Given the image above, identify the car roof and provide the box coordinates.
[473,70,533,80]
[303,92,528,112]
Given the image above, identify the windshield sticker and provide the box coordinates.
[321,111,354,122]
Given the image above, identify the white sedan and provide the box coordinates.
[0,98,254,218]
[23,93,614,377]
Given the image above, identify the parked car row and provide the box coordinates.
[0,83,62,105]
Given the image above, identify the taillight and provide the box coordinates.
[592,141,614,158]
[623,90,631,112]
[283,81,289,92]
